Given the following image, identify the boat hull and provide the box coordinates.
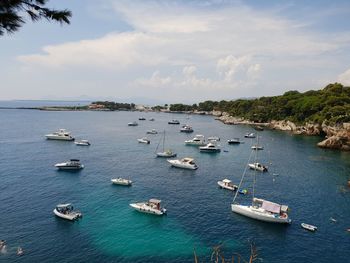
[217,181,237,191]
[156,152,177,158]
[53,209,82,221]
[167,160,197,170]
[231,204,291,224]
[55,163,84,170]
[45,135,74,141]
[111,179,132,186]
[129,203,166,215]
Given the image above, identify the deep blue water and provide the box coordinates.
[0,109,350,262]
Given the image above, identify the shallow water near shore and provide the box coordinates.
[0,108,350,262]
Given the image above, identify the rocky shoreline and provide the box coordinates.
[214,111,350,151]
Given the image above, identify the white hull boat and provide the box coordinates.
[138,138,150,144]
[128,121,138,126]
[245,133,256,138]
[248,163,268,172]
[180,125,193,133]
[185,135,206,146]
[301,223,317,232]
[156,150,177,158]
[208,136,220,142]
[167,158,198,170]
[251,145,264,150]
[146,129,158,134]
[45,129,75,141]
[218,179,237,191]
[168,120,180,124]
[228,138,241,144]
[53,204,82,221]
[74,140,90,146]
[111,178,132,186]
[55,159,84,170]
[199,143,221,153]
[130,199,166,216]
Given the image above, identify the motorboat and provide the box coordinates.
[146,129,158,134]
[74,140,90,146]
[53,203,82,221]
[199,142,221,153]
[138,117,146,120]
[251,145,264,150]
[228,138,241,144]
[248,162,268,172]
[128,121,138,126]
[301,223,317,232]
[244,133,256,138]
[54,159,84,170]
[17,247,24,256]
[180,125,193,133]
[185,135,206,146]
[130,199,166,215]
[218,179,238,191]
[45,129,75,141]
[168,119,180,124]
[231,198,291,224]
[138,137,150,144]
[208,136,220,142]
[167,157,198,170]
[111,178,132,186]
[155,131,177,158]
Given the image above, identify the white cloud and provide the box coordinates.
[338,68,350,85]
[135,70,171,87]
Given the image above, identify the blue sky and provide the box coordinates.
[1,0,350,104]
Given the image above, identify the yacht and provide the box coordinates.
[74,140,90,146]
[155,131,177,158]
[45,129,75,141]
[130,199,166,215]
[128,121,138,126]
[251,145,264,150]
[54,159,84,170]
[168,119,180,124]
[138,137,150,144]
[244,133,256,138]
[146,129,158,134]
[53,203,82,221]
[199,142,221,153]
[217,179,238,191]
[185,135,206,146]
[180,125,193,133]
[167,157,198,170]
[248,162,268,172]
[228,138,241,144]
[208,136,220,142]
[111,178,132,186]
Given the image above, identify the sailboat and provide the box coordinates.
[231,137,291,224]
[155,130,177,158]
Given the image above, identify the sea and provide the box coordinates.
[0,101,350,262]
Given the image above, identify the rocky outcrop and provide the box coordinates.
[317,123,350,151]
[268,120,322,136]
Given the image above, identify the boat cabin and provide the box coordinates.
[56,204,74,214]
[148,199,162,210]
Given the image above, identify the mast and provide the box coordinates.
[252,135,259,200]
[162,130,165,152]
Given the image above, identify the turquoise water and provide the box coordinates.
[0,108,350,262]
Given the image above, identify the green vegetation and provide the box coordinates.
[92,101,135,111]
[167,83,350,125]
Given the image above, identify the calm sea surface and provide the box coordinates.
[0,107,350,262]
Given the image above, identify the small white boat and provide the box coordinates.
[17,247,24,256]
[138,137,150,144]
[248,162,268,172]
[128,121,138,126]
[146,129,158,134]
[218,179,238,191]
[53,203,82,221]
[208,136,220,142]
[167,157,198,170]
[244,133,256,138]
[185,135,206,146]
[55,159,84,170]
[157,149,177,158]
[74,140,90,146]
[111,178,132,186]
[130,199,166,215]
[251,145,264,150]
[45,129,75,141]
[199,142,221,153]
[228,138,241,144]
[180,125,193,133]
[301,223,317,232]
[168,119,180,124]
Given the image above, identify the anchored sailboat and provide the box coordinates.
[231,137,291,224]
[155,130,177,158]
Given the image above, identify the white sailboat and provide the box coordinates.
[155,130,177,158]
[231,137,291,224]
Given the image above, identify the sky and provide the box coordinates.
[1,0,350,104]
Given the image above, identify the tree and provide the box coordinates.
[0,0,71,36]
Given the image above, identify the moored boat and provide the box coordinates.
[199,142,221,153]
[251,145,264,150]
[301,223,317,232]
[146,129,158,134]
[138,137,150,144]
[54,159,84,170]
[128,121,138,126]
[138,117,146,120]
[180,125,194,133]
[218,179,238,191]
[155,130,177,157]
[168,119,180,124]
[248,162,268,172]
[45,129,75,141]
[167,157,198,170]
[111,178,132,186]
[74,140,90,146]
[53,203,82,221]
[130,199,166,215]
[208,136,220,142]
[185,135,206,146]
[244,133,256,138]
[228,138,241,144]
